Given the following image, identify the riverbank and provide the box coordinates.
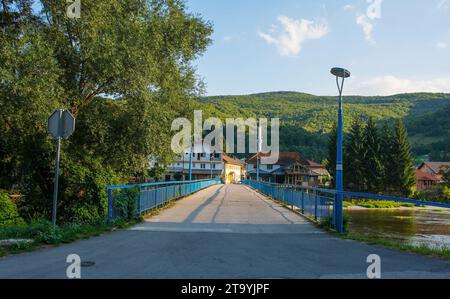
[339,232,450,260]
[344,198,450,211]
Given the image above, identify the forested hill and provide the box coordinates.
[194,92,450,162]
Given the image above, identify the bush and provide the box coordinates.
[58,158,121,225]
[319,214,350,233]
[113,187,140,221]
[0,191,25,227]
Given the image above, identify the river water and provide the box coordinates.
[345,208,450,249]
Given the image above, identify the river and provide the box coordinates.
[345,208,450,249]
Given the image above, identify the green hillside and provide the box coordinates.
[194,92,450,162]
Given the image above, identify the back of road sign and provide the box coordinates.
[48,109,76,139]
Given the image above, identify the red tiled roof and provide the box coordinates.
[306,160,325,168]
[419,162,450,175]
[416,170,440,182]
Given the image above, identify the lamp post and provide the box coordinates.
[188,145,193,181]
[256,121,262,182]
[330,67,351,234]
[210,151,215,179]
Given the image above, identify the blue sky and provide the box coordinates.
[186,0,450,96]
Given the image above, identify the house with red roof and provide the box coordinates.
[246,152,330,186]
[415,169,440,191]
[417,162,450,182]
[415,162,450,191]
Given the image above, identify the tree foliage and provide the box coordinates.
[344,117,365,191]
[0,0,212,223]
[327,117,416,196]
[196,92,450,162]
[390,119,416,196]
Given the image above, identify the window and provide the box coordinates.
[212,164,216,169]
[201,164,206,169]
[267,165,273,170]
[215,153,220,158]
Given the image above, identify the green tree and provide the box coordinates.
[390,119,416,196]
[380,120,395,192]
[0,0,212,223]
[362,117,385,193]
[344,117,366,191]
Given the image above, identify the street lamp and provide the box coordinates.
[188,145,193,181]
[210,151,215,179]
[330,67,351,234]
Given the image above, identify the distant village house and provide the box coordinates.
[246,152,330,187]
[415,162,450,191]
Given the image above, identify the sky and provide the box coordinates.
[185,0,450,96]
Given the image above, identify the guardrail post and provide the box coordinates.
[332,193,337,227]
[137,188,141,215]
[301,189,305,214]
[314,190,318,221]
[107,188,112,225]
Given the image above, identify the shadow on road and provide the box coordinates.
[182,185,225,224]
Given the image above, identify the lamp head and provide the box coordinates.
[331,67,351,78]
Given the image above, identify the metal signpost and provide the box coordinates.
[47,109,76,226]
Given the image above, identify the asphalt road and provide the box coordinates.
[0,184,449,279]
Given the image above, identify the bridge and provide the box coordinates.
[0,182,449,278]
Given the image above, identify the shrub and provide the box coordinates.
[319,214,350,233]
[58,158,121,225]
[113,187,140,221]
[0,190,25,227]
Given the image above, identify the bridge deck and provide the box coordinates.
[0,184,449,278]
[134,184,317,234]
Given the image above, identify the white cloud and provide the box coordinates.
[437,0,449,10]
[347,75,450,96]
[344,4,355,11]
[356,14,375,44]
[436,42,448,49]
[258,15,329,56]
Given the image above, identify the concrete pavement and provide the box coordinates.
[0,184,449,278]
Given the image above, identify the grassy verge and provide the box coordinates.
[344,200,415,209]
[0,196,184,257]
[0,219,141,258]
[335,232,450,260]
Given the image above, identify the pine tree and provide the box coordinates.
[391,119,416,196]
[380,120,395,192]
[326,123,338,188]
[344,117,366,191]
[363,117,385,193]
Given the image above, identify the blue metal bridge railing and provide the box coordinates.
[242,180,334,222]
[106,178,221,224]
